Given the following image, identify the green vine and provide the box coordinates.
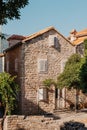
[43,78,57,88]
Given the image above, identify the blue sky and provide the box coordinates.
[3,0,87,37]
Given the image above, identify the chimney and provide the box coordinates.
[70,29,77,42]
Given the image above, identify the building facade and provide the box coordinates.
[4,27,87,115]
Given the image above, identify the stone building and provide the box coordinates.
[68,28,87,57]
[4,27,87,115]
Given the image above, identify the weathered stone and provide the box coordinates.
[4,27,87,115]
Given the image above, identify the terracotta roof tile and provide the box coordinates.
[22,26,56,42]
[71,28,87,45]
[76,28,87,36]
[73,36,87,45]
[7,35,26,40]
[5,26,74,52]
[22,26,72,45]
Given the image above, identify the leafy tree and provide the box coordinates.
[57,54,82,111]
[0,72,19,116]
[0,0,29,25]
[80,39,87,93]
[84,39,87,50]
[43,78,57,88]
[58,54,81,89]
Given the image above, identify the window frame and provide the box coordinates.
[38,88,48,101]
[38,59,48,73]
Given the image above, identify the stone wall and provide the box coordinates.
[5,29,75,115]
[2,114,87,130]
[3,115,60,130]
[21,29,74,115]
[66,89,87,109]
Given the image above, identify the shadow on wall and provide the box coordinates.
[11,98,46,116]
[19,98,48,116]
[60,121,87,130]
[22,98,60,119]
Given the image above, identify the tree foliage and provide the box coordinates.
[79,39,87,93]
[0,0,29,25]
[57,54,82,90]
[43,78,57,88]
[43,39,87,111]
[84,39,87,50]
[0,72,19,115]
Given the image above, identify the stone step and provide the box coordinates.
[54,108,71,113]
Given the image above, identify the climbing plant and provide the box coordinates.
[0,72,19,116]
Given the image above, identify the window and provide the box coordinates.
[58,88,65,99]
[38,59,48,73]
[54,37,60,49]
[49,35,55,47]
[38,88,47,101]
[15,58,18,72]
[49,35,60,50]
[49,35,57,47]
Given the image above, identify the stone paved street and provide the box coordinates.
[53,110,87,127]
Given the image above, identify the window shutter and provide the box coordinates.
[49,35,60,49]
[38,59,48,72]
[38,88,43,101]
[54,37,60,50]
[43,88,47,100]
[38,88,47,101]
[49,35,58,47]
[49,35,55,47]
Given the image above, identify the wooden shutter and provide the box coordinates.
[49,35,55,47]
[38,59,48,72]
[43,88,47,100]
[38,88,47,101]
[54,37,61,50]
[49,35,59,49]
[38,88,43,101]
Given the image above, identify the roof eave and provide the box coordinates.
[22,26,74,46]
[4,42,22,52]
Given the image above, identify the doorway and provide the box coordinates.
[55,88,66,109]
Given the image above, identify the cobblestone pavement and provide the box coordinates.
[54,110,87,127]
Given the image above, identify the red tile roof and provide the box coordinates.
[7,35,26,41]
[76,28,87,36]
[71,28,87,45]
[22,26,72,45]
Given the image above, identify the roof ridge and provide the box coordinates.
[22,26,55,42]
[22,26,73,46]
